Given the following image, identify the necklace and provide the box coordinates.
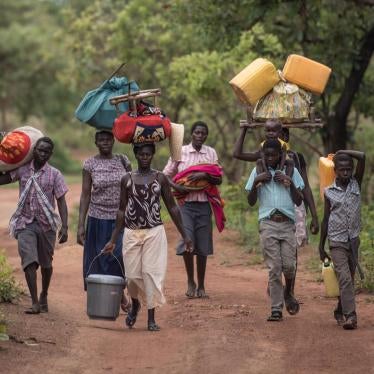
[134,169,154,184]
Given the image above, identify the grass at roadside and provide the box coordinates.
[0,250,22,303]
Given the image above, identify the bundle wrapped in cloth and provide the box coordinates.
[110,88,184,161]
[113,102,171,144]
[253,81,311,123]
[75,77,140,129]
[172,163,226,232]
[0,126,44,172]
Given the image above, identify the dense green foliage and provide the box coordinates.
[0,251,22,303]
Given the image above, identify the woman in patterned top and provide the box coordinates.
[77,131,131,310]
[103,143,193,332]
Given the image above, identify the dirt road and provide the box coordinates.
[0,184,373,374]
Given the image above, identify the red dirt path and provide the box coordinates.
[0,184,373,374]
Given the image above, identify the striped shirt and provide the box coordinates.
[10,160,68,232]
[163,143,219,202]
[325,178,361,242]
[245,166,305,222]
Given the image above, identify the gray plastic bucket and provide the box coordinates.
[86,274,125,321]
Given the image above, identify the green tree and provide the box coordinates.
[0,0,73,130]
[176,0,374,152]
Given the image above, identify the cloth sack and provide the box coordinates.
[113,109,171,144]
[0,126,44,172]
[253,81,311,123]
[75,77,139,129]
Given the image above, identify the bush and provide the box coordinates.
[358,203,374,292]
[0,251,22,303]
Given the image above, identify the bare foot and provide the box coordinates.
[185,281,196,298]
[196,288,209,298]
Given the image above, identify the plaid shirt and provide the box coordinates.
[10,160,68,232]
[325,178,361,242]
[163,143,219,202]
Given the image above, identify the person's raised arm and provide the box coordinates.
[319,196,331,261]
[102,174,129,253]
[0,172,13,185]
[77,169,92,245]
[57,195,68,243]
[233,126,261,162]
[159,173,193,252]
[336,150,366,188]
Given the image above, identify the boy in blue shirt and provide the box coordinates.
[246,139,304,321]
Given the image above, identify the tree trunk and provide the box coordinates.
[326,24,374,152]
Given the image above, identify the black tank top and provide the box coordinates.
[124,172,163,229]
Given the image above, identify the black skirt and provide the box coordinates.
[176,202,213,256]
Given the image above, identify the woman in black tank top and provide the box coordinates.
[104,143,193,332]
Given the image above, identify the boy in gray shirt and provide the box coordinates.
[319,150,365,330]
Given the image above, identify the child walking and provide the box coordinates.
[319,150,365,330]
[246,139,304,321]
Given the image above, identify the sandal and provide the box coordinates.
[284,292,300,315]
[125,303,141,328]
[25,304,40,315]
[267,311,283,322]
[147,322,160,332]
[39,294,48,313]
[343,313,357,330]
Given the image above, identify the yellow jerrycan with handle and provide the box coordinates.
[319,154,335,199]
[322,259,340,297]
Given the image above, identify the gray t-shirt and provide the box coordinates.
[325,178,361,242]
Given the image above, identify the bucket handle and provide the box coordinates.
[86,251,126,280]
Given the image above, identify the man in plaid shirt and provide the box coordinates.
[0,137,68,314]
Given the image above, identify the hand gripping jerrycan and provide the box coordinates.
[322,259,340,297]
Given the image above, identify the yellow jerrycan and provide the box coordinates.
[321,259,340,297]
[319,154,335,199]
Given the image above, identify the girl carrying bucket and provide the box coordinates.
[103,143,193,331]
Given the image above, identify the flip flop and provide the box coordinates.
[148,322,160,332]
[125,303,141,328]
[267,311,283,322]
[24,305,40,315]
[284,291,300,315]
